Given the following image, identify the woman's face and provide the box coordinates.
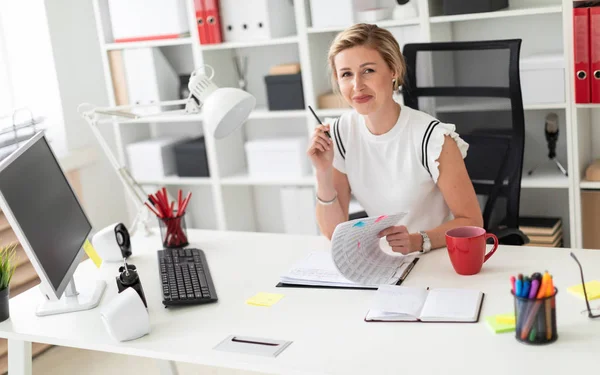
[334,45,396,115]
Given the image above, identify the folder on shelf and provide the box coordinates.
[205,0,223,44]
[276,251,419,290]
[591,7,600,103]
[574,6,591,103]
[194,0,209,45]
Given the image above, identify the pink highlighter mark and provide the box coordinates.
[375,215,387,223]
[357,241,361,248]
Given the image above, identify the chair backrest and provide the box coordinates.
[401,39,525,231]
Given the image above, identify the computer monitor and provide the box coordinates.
[0,131,106,316]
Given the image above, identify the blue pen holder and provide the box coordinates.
[513,288,558,345]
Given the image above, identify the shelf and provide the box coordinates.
[98,110,202,125]
[435,98,567,113]
[102,107,306,125]
[104,37,193,50]
[521,170,569,189]
[220,173,315,186]
[576,104,600,109]
[247,108,306,119]
[314,108,351,118]
[137,176,213,186]
[580,180,600,189]
[307,18,420,34]
[200,36,299,51]
[430,4,562,23]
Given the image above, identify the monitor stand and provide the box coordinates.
[35,278,106,317]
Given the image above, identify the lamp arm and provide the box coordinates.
[81,110,147,209]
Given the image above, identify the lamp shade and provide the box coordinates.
[203,88,256,139]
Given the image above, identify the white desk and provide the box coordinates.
[1,229,600,375]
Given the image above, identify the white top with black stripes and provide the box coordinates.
[329,104,469,233]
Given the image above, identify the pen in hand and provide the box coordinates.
[308,105,331,139]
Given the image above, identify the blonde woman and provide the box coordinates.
[308,23,482,254]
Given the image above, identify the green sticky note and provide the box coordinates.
[568,280,600,301]
[485,314,515,334]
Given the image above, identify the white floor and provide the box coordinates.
[32,346,265,375]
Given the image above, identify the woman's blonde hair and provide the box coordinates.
[327,23,406,93]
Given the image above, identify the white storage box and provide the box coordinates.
[107,0,189,42]
[280,187,319,235]
[126,137,189,181]
[244,137,311,178]
[310,0,377,29]
[520,53,565,105]
[122,48,179,116]
[219,0,296,43]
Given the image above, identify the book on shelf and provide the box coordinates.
[519,216,561,236]
[519,216,563,247]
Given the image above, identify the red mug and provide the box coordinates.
[445,226,498,275]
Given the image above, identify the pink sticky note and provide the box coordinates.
[375,215,387,223]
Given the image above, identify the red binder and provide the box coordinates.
[591,7,600,103]
[574,7,591,104]
[194,0,209,45]
[205,0,223,44]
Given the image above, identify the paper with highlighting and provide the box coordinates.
[279,251,409,288]
[331,213,409,285]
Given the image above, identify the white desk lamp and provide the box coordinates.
[78,65,256,235]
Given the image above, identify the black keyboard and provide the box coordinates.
[158,248,218,307]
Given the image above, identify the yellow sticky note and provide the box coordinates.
[83,239,102,268]
[246,292,285,307]
[495,314,516,325]
[485,314,515,334]
[568,280,600,301]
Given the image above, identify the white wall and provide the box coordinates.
[43,0,128,232]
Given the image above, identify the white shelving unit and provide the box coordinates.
[91,0,592,248]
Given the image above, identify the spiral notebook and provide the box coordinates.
[365,285,484,323]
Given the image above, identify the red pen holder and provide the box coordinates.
[158,212,189,249]
[513,288,558,345]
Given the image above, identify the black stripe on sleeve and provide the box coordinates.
[421,120,439,173]
[423,121,441,177]
[333,118,345,160]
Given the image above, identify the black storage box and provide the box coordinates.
[442,0,508,15]
[173,137,210,177]
[264,73,305,110]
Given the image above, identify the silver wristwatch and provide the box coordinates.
[419,231,431,253]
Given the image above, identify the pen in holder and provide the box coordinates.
[158,211,189,249]
[145,187,192,249]
[513,287,558,345]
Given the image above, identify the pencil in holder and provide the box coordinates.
[513,287,558,345]
[158,212,189,249]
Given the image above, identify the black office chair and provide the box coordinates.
[401,39,529,245]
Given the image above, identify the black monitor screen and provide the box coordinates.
[0,135,91,291]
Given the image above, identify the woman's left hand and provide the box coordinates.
[378,225,414,255]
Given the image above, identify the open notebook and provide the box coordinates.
[365,285,484,323]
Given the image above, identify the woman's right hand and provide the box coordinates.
[307,124,334,173]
